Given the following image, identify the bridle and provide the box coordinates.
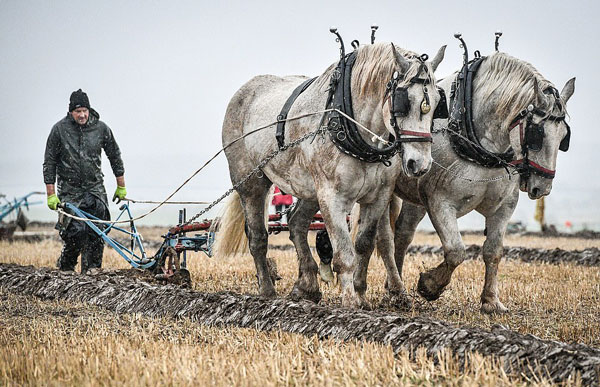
[508,95,570,179]
[324,30,439,165]
[383,53,438,144]
[446,33,571,181]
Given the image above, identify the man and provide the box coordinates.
[43,89,128,273]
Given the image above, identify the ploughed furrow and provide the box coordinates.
[0,263,598,385]
[408,245,600,266]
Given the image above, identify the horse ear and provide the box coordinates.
[430,45,447,72]
[560,77,576,104]
[390,43,410,73]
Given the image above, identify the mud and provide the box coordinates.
[0,263,598,385]
[409,245,600,267]
[5,233,600,267]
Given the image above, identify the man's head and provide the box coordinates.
[69,89,90,125]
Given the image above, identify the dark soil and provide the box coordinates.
[0,263,598,385]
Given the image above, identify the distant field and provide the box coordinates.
[0,226,599,385]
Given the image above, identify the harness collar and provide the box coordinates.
[448,56,515,168]
[324,50,433,165]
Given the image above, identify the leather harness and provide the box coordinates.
[448,56,570,179]
[275,50,436,166]
[448,56,514,168]
[276,77,317,149]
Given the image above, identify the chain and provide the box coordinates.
[431,125,521,182]
[431,160,519,183]
[182,126,327,226]
[278,200,297,218]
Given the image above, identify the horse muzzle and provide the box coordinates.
[521,175,552,200]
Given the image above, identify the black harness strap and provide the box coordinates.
[326,52,401,165]
[448,57,514,168]
[276,77,318,149]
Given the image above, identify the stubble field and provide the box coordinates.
[1,226,599,386]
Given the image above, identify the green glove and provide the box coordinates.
[113,186,127,203]
[47,194,61,210]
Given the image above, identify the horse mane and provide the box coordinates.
[354,43,435,98]
[474,52,564,125]
[314,42,435,98]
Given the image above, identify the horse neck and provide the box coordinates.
[470,61,513,154]
[351,92,388,141]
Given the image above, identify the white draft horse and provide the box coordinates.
[366,50,575,313]
[220,41,445,307]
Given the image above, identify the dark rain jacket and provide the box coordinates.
[43,108,124,212]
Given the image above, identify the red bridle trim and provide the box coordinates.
[510,159,556,178]
[398,129,432,138]
[527,160,556,177]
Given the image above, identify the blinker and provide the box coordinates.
[524,119,570,153]
[392,87,410,117]
[525,123,544,152]
[559,124,570,152]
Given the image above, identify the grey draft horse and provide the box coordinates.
[367,51,575,313]
[220,42,446,308]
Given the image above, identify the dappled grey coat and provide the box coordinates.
[43,109,124,208]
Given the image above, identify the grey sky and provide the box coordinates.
[1,0,597,229]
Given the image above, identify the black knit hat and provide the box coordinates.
[69,89,91,111]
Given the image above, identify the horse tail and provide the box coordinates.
[212,188,273,258]
[212,191,248,258]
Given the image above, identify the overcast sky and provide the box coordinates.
[1,0,597,229]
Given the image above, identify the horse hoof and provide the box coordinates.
[417,272,445,301]
[319,263,334,283]
[341,291,362,309]
[386,290,412,310]
[480,300,509,314]
[288,285,322,304]
[260,288,278,299]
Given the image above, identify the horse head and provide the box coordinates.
[507,77,575,199]
[384,43,446,177]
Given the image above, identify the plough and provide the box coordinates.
[62,202,334,283]
[0,192,43,239]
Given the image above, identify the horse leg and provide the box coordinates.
[238,182,277,298]
[393,202,427,282]
[287,199,322,303]
[374,204,409,305]
[480,202,516,314]
[353,200,393,308]
[417,203,464,301]
[318,195,361,308]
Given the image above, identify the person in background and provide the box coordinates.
[272,186,293,214]
[43,89,127,273]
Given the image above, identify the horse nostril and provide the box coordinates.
[532,187,540,197]
[407,159,416,174]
